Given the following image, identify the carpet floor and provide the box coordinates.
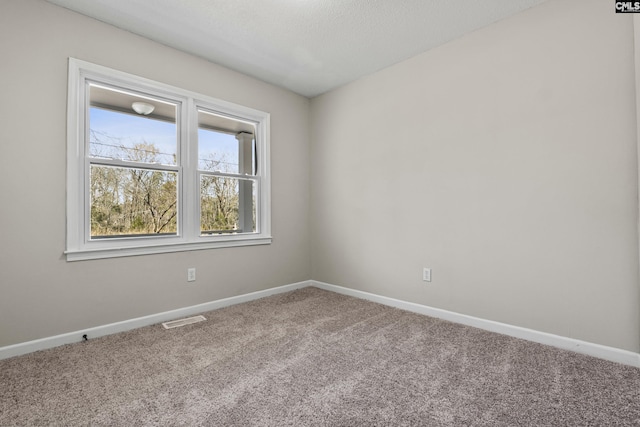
[1,287,639,426]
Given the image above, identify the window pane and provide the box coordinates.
[89,85,177,165]
[90,165,178,238]
[200,176,256,234]
[198,109,255,175]
[198,129,239,173]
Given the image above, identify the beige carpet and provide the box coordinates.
[1,287,639,426]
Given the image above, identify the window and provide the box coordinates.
[66,59,271,261]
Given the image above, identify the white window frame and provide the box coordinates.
[66,58,271,261]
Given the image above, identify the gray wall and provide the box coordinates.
[310,0,640,352]
[0,0,311,347]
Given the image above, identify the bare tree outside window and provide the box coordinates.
[89,130,178,237]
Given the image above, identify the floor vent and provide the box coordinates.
[162,315,206,329]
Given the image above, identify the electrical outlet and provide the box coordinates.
[187,268,196,282]
[422,268,431,282]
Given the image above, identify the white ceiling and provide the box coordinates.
[46,0,549,98]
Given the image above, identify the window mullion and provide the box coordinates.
[181,98,199,240]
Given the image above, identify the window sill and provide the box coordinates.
[65,236,272,261]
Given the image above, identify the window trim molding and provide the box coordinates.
[65,58,271,261]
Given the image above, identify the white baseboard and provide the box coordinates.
[0,280,311,360]
[311,281,640,368]
[3,279,639,368]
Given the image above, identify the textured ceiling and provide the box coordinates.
[46,0,549,98]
